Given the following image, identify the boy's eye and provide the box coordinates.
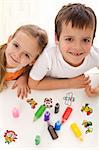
[13,43,18,48]
[83,39,90,43]
[65,38,73,41]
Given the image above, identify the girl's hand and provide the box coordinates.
[85,85,99,97]
[12,76,31,99]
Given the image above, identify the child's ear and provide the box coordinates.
[8,35,13,43]
[55,33,59,45]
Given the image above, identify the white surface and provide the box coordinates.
[0,73,99,150]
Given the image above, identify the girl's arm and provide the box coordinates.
[28,74,91,90]
[12,65,32,99]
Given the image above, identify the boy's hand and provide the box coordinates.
[12,76,31,99]
[85,85,99,97]
[71,74,91,88]
[95,85,99,94]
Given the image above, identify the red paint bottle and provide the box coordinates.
[61,107,72,124]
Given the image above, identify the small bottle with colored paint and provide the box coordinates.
[12,107,20,118]
[35,135,40,145]
[70,122,83,141]
[61,106,72,124]
[54,120,61,131]
[54,103,60,113]
[33,105,46,121]
[44,111,50,121]
[48,124,58,140]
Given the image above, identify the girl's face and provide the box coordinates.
[55,22,94,67]
[5,31,41,68]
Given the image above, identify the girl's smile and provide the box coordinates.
[5,31,40,68]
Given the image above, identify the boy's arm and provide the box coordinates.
[28,74,91,90]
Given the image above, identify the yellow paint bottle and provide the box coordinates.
[70,122,83,141]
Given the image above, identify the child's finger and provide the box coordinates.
[20,88,25,99]
[17,88,21,98]
[18,87,30,99]
[85,86,91,96]
[21,88,29,99]
[27,86,31,94]
[84,76,89,81]
[24,88,28,98]
[95,86,99,93]
[90,87,97,94]
[84,77,91,83]
[17,88,24,99]
[84,79,91,85]
[85,86,96,97]
[12,83,17,89]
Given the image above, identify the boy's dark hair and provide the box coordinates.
[55,3,97,40]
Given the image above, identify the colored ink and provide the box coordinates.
[70,122,83,141]
[54,103,60,113]
[33,105,46,121]
[44,111,50,121]
[54,120,61,131]
[35,135,40,145]
[12,107,20,118]
[48,124,58,140]
[61,106,72,124]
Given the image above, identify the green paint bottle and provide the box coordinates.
[33,104,46,121]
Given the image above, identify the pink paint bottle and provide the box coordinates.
[12,107,20,118]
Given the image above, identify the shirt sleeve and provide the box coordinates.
[29,51,50,80]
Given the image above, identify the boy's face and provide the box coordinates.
[5,31,41,68]
[55,22,94,67]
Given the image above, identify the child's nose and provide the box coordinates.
[73,41,81,50]
[14,52,21,61]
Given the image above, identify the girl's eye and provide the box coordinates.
[13,43,18,48]
[25,54,30,59]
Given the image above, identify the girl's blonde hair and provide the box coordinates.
[0,24,48,92]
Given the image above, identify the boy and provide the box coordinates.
[28,3,99,97]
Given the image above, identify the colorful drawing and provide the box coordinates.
[82,120,92,128]
[82,120,93,134]
[44,97,53,108]
[4,130,17,144]
[27,98,37,109]
[81,103,93,115]
[63,92,75,106]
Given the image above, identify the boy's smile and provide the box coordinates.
[55,22,94,67]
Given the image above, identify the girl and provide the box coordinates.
[0,24,48,98]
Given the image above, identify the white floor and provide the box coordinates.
[0,73,99,150]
